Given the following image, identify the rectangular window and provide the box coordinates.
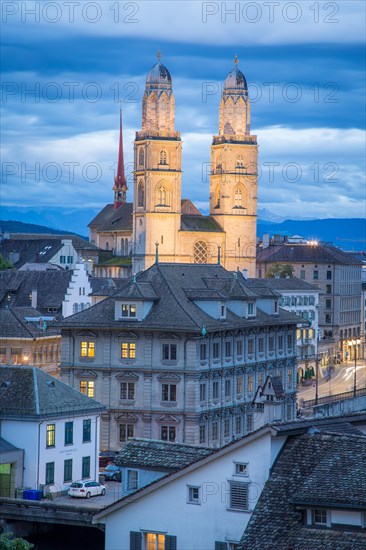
[10,348,22,364]
[162,343,177,361]
[188,485,201,504]
[287,334,293,349]
[200,343,207,361]
[82,456,90,479]
[325,313,332,324]
[326,270,332,280]
[46,424,55,448]
[121,382,135,400]
[224,418,230,438]
[60,255,66,264]
[326,284,332,294]
[325,299,332,309]
[278,335,284,350]
[234,462,248,476]
[313,509,327,525]
[146,533,166,550]
[247,375,253,393]
[121,303,137,318]
[313,270,319,280]
[287,369,292,387]
[229,481,249,511]
[247,302,254,315]
[212,421,218,440]
[268,336,274,352]
[213,342,220,359]
[258,373,264,387]
[236,376,243,395]
[119,423,134,442]
[199,383,206,402]
[161,426,176,442]
[80,341,94,358]
[127,469,138,491]
[65,421,73,446]
[236,339,243,356]
[258,338,264,353]
[67,256,73,264]
[64,459,73,483]
[121,342,136,359]
[246,415,253,432]
[199,425,206,444]
[83,419,91,443]
[300,270,305,279]
[235,416,241,435]
[225,341,232,358]
[162,384,177,402]
[212,380,219,400]
[248,339,254,354]
[224,379,231,398]
[0,347,6,364]
[45,462,54,485]
[80,380,94,398]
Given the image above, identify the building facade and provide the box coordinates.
[256,242,363,365]
[89,54,258,277]
[59,263,299,451]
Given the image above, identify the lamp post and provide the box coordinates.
[353,351,357,398]
[315,354,319,405]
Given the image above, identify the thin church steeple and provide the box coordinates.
[113,109,128,209]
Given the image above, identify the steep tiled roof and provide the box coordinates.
[240,431,366,550]
[0,270,72,311]
[0,366,105,419]
[271,375,285,399]
[88,203,133,232]
[0,306,60,338]
[59,263,301,332]
[115,438,212,471]
[257,243,363,265]
[181,215,224,232]
[7,234,98,251]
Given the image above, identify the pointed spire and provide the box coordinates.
[157,48,162,63]
[155,241,159,264]
[113,109,128,209]
[234,53,239,67]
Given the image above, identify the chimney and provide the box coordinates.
[242,269,248,280]
[262,233,270,248]
[31,289,37,309]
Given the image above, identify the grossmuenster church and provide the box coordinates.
[89,53,258,277]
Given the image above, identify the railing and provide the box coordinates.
[302,386,366,409]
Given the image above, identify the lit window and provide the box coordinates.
[121,304,137,318]
[236,376,243,395]
[188,485,201,504]
[80,380,94,398]
[247,375,253,393]
[80,341,94,358]
[121,342,136,359]
[146,533,165,550]
[46,424,55,448]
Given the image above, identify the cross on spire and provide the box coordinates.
[234,53,239,66]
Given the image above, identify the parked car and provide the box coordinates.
[101,463,121,482]
[68,481,106,499]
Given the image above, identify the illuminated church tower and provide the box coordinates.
[133,51,183,272]
[209,56,258,276]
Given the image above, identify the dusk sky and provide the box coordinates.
[2,0,365,221]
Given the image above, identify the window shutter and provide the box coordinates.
[165,535,177,550]
[130,531,142,550]
[215,542,227,550]
[229,481,249,511]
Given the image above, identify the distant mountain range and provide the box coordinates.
[0,206,365,252]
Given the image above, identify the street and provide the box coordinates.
[298,361,366,402]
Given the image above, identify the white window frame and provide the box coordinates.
[233,462,248,477]
[187,485,201,505]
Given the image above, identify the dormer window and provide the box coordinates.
[121,304,137,318]
[274,301,278,314]
[220,304,226,319]
[247,302,254,316]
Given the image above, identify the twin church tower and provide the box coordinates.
[89,53,258,276]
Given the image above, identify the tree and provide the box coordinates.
[265,263,294,278]
[0,254,12,271]
[0,533,33,550]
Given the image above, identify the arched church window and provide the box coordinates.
[194,241,208,264]
[158,185,167,205]
[139,148,144,166]
[160,150,167,165]
[234,187,243,208]
[138,180,145,207]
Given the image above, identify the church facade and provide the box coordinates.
[89,55,258,277]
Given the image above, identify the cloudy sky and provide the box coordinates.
[2,0,365,220]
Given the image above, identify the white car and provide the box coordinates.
[68,480,106,499]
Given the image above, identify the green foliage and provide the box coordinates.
[0,254,13,271]
[0,532,33,550]
[265,263,294,278]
